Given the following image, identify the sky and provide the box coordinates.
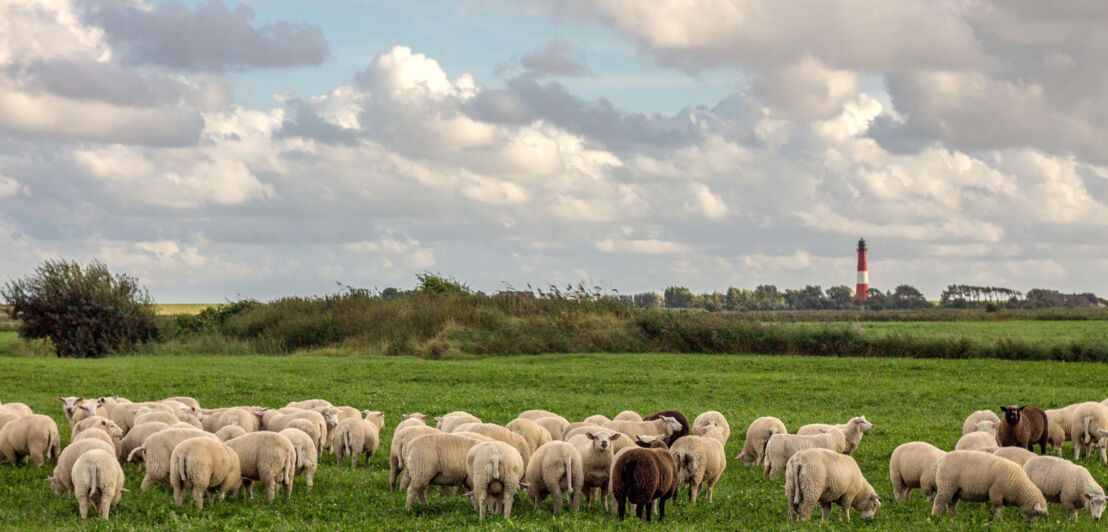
[1,0,1106,302]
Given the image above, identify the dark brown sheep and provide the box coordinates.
[996,405,1049,454]
[644,410,689,447]
[610,435,678,521]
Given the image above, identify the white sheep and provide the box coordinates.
[785,448,880,522]
[214,425,247,442]
[96,396,130,418]
[120,422,169,462]
[691,424,728,446]
[132,410,179,428]
[70,401,101,425]
[692,411,731,442]
[48,439,116,496]
[161,396,201,410]
[0,414,60,466]
[763,430,847,479]
[564,424,607,442]
[214,407,264,433]
[955,430,999,452]
[395,412,429,432]
[70,416,121,440]
[403,432,491,510]
[518,409,561,420]
[992,446,1038,466]
[71,449,126,520]
[738,416,787,467]
[1023,455,1107,521]
[286,399,333,410]
[465,440,526,520]
[1044,406,1074,457]
[0,402,33,418]
[613,410,643,422]
[279,428,318,489]
[389,425,439,491]
[1070,402,1108,462]
[506,417,551,454]
[888,441,945,502]
[568,430,622,510]
[333,411,383,468]
[533,416,570,441]
[602,417,682,442]
[525,440,584,515]
[72,428,117,455]
[224,431,297,500]
[169,437,242,509]
[453,422,532,468]
[435,412,481,432]
[795,416,874,455]
[931,450,1047,521]
[283,418,323,455]
[57,397,82,423]
[583,414,611,425]
[131,428,219,490]
[670,434,726,504]
[264,410,327,451]
[962,410,1001,435]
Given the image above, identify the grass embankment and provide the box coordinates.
[0,353,1106,530]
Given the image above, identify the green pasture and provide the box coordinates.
[786,320,1108,346]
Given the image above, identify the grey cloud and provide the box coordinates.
[7,60,157,106]
[81,0,329,71]
[277,98,360,146]
[520,40,591,77]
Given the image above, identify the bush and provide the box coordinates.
[1,259,158,357]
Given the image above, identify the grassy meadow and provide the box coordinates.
[2,352,1108,530]
[785,320,1108,346]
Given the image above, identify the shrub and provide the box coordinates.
[1,259,158,357]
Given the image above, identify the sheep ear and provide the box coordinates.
[56,397,65,404]
[585,432,595,440]
[417,414,427,420]
[870,493,880,501]
[1033,502,1043,512]
[434,417,443,422]
[1018,406,1026,411]
[693,426,705,435]
[403,414,413,419]
[120,487,130,493]
[361,410,371,416]
[99,420,107,426]
[736,452,745,460]
[518,482,529,489]
[44,477,54,483]
[609,433,621,441]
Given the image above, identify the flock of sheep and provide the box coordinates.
[2,394,1108,524]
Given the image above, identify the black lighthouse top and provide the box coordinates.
[857,238,866,252]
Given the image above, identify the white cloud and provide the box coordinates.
[595,238,690,255]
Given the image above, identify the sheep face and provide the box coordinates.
[662,416,682,434]
[46,476,66,496]
[1001,406,1025,426]
[1085,491,1106,520]
[853,416,874,432]
[78,403,98,417]
[324,413,339,428]
[859,493,881,520]
[102,420,124,439]
[1020,501,1047,522]
[584,432,619,452]
[57,397,81,418]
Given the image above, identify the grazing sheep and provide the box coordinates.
[798,416,874,456]
[525,440,584,515]
[763,430,848,479]
[615,435,677,521]
[281,419,321,453]
[1044,414,1067,457]
[610,440,660,520]
[613,410,643,422]
[0,413,17,432]
[518,409,561,421]
[0,402,33,418]
[199,408,227,432]
[1070,402,1108,462]
[389,425,439,491]
[214,425,247,442]
[70,402,101,425]
[786,448,880,522]
[70,416,120,440]
[169,437,242,509]
[120,422,169,462]
[454,423,531,467]
[279,428,318,489]
[161,396,201,410]
[265,410,328,452]
[435,412,481,433]
[738,416,787,467]
[997,405,1049,454]
[48,439,116,496]
[396,413,429,432]
[670,434,726,504]
[215,407,264,433]
[465,440,526,520]
[583,414,611,425]
[931,450,1047,521]
[693,411,731,442]
[133,410,180,428]
[955,431,999,452]
[72,428,116,453]
[506,417,551,454]
[0,414,60,466]
[564,424,607,442]
[71,449,126,520]
[889,441,945,502]
[962,410,1001,435]
[403,432,491,510]
[1023,455,1107,521]
[691,424,728,446]
[224,432,297,500]
[96,397,130,418]
[644,410,690,447]
[333,413,382,468]
[992,446,1038,466]
[603,417,683,443]
[569,430,623,509]
[286,399,332,410]
[131,428,219,490]
[533,416,570,441]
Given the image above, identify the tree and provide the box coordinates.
[891,284,930,309]
[825,285,854,309]
[864,288,891,310]
[663,286,696,309]
[2,259,158,357]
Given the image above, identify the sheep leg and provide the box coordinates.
[265,479,277,501]
[1100,446,1107,464]
[140,474,155,492]
[690,481,700,505]
[841,498,852,522]
[98,491,113,520]
[616,495,627,520]
[173,481,184,506]
[931,491,951,516]
[658,496,668,521]
[1066,505,1078,521]
[477,490,487,521]
[551,485,563,516]
[600,484,610,511]
[503,488,515,520]
[76,493,90,519]
[28,443,46,467]
[193,486,205,509]
[389,458,399,491]
[405,484,421,511]
[399,470,410,491]
[816,501,830,521]
[988,485,1006,519]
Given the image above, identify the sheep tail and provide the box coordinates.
[178,454,189,484]
[127,446,144,463]
[285,450,294,488]
[1084,416,1094,445]
[87,462,101,499]
[789,463,802,505]
[490,452,501,481]
[763,429,776,458]
[343,431,352,460]
[565,457,573,495]
[46,430,57,460]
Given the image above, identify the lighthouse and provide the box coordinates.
[855,238,868,303]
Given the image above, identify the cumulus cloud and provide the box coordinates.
[520,40,590,77]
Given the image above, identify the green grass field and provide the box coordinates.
[2,353,1107,530]
[785,320,1108,346]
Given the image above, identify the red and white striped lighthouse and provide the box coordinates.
[855,237,868,303]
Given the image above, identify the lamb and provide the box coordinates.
[131,428,218,490]
[931,450,1047,521]
[533,416,570,441]
[738,416,787,467]
[992,446,1038,466]
[214,425,247,443]
[888,441,945,502]
[465,440,526,520]
[568,430,622,509]
[224,432,297,500]
[71,449,126,520]
[583,414,611,425]
[610,435,676,521]
[670,433,726,504]
[279,428,318,489]
[286,399,333,410]
[1070,402,1108,462]
[763,430,848,479]
[396,413,429,432]
[506,417,551,454]
[333,412,382,468]
[796,416,874,456]
[962,410,1001,435]
[0,402,33,417]
[435,412,481,432]
[1023,455,1107,521]
[120,422,169,461]
[786,448,880,522]
[0,414,60,466]
[613,410,643,422]
[644,410,690,447]
[955,430,999,452]
[518,409,561,420]
[169,437,242,509]
[525,440,584,515]
[692,411,730,442]
[389,425,439,491]
[602,416,682,442]
[997,405,1049,454]
[454,423,531,467]
[403,432,491,510]
[48,439,116,496]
